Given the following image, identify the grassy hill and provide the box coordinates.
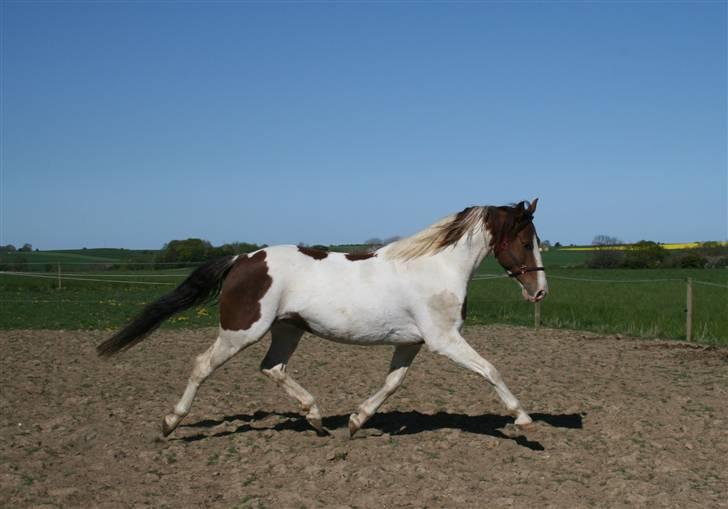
[0,248,160,271]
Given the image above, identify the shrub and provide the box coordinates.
[586,249,625,268]
[697,241,728,257]
[710,256,728,269]
[679,253,707,269]
[623,241,668,269]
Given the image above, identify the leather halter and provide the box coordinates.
[494,238,545,278]
[507,265,545,278]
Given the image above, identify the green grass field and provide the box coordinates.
[469,267,727,343]
[0,249,726,343]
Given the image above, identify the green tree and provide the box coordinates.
[157,239,264,267]
[158,239,213,265]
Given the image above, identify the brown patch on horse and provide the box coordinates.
[345,252,376,261]
[485,201,542,292]
[219,251,273,330]
[298,246,328,260]
[276,312,313,333]
[485,202,535,257]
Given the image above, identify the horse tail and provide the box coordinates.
[97,255,237,357]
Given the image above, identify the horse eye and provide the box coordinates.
[524,243,533,250]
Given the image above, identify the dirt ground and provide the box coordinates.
[1,325,727,508]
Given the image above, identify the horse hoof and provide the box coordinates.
[348,414,361,438]
[518,421,536,432]
[307,416,324,433]
[162,415,178,437]
[514,412,533,427]
[515,411,535,431]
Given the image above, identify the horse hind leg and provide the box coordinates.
[162,326,268,437]
[260,323,324,433]
[349,343,422,438]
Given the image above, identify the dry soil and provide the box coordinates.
[1,325,727,508]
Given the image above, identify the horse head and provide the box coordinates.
[487,199,548,302]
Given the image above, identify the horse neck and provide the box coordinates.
[433,227,489,281]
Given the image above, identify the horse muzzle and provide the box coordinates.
[522,288,547,303]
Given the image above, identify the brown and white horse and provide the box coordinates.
[98,200,547,437]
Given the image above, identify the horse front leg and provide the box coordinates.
[425,330,532,428]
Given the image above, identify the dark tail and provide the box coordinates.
[97,255,237,357]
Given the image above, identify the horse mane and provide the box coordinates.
[382,202,535,261]
[383,206,487,261]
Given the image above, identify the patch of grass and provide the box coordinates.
[0,272,216,330]
[469,267,727,343]
[237,494,256,506]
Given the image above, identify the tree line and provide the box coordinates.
[155,239,265,267]
[587,236,727,269]
[0,244,33,252]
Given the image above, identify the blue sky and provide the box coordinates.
[2,1,726,249]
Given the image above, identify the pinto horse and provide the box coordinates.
[98,199,547,437]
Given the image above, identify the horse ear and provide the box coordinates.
[515,201,526,216]
[528,198,539,215]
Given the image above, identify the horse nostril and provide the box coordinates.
[535,290,546,301]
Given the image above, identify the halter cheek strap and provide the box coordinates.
[507,266,545,278]
[495,239,545,278]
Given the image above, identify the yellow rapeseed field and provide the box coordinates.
[560,242,726,251]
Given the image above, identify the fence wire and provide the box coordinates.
[544,275,684,283]
[0,271,176,286]
[0,269,725,289]
[472,272,725,287]
[692,280,728,289]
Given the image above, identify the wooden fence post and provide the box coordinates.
[57,263,62,290]
[686,277,693,342]
[534,301,541,329]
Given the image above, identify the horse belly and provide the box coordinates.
[291,300,422,346]
[270,251,423,345]
[310,320,423,346]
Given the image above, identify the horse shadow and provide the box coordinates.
[177,410,583,451]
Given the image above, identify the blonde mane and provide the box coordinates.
[383,206,487,260]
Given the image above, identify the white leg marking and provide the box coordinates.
[162,327,266,436]
[426,331,531,426]
[349,343,422,437]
